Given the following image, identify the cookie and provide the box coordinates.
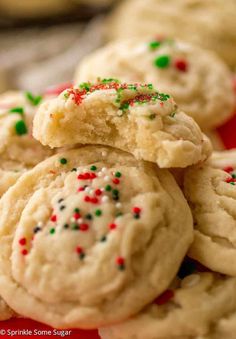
[209,149,236,169]
[184,165,236,275]
[99,259,236,339]
[0,91,53,196]
[0,298,15,321]
[107,0,236,69]
[205,132,225,151]
[33,80,211,168]
[0,146,193,328]
[75,39,234,129]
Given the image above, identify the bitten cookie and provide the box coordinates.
[99,259,236,339]
[184,165,236,275]
[33,80,211,168]
[107,0,236,69]
[0,91,53,196]
[0,146,193,328]
[75,39,234,129]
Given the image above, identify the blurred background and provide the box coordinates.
[0,0,116,93]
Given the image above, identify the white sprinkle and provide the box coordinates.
[101,196,109,203]
[104,176,110,182]
[116,203,122,208]
[38,221,43,227]
[98,172,103,177]
[101,167,107,173]
[181,274,201,288]
[70,217,76,222]
[85,187,90,193]
[78,218,83,224]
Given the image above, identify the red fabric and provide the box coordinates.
[1,110,236,338]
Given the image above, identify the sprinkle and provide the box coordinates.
[33,227,41,234]
[105,185,112,191]
[116,202,122,208]
[224,166,234,173]
[90,165,97,171]
[174,59,188,72]
[112,178,120,185]
[19,238,26,246]
[63,224,69,229]
[25,91,42,106]
[154,289,174,305]
[60,158,67,165]
[77,218,83,224]
[73,212,81,220]
[72,224,79,230]
[85,213,93,220]
[101,167,107,173]
[60,205,65,211]
[91,197,99,204]
[101,196,109,203]
[78,186,85,192]
[58,198,64,203]
[50,228,55,234]
[116,257,125,270]
[115,172,122,178]
[15,120,27,135]
[80,223,89,232]
[74,208,80,213]
[50,215,57,222]
[154,55,170,68]
[71,168,77,172]
[109,223,117,230]
[149,40,161,50]
[116,212,123,217]
[149,114,156,120]
[76,246,85,260]
[104,176,110,182]
[9,107,24,115]
[21,249,28,256]
[84,196,91,202]
[95,189,102,196]
[95,209,102,217]
[133,207,141,214]
[100,235,107,242]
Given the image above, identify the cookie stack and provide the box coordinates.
[0,74,232,338]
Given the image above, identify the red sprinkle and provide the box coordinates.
[109,223,117,230]
[78,187,85,192]
[133,207,141,214]
[95,189,102,196]
[112,178,120,185]
[50,215,57,222]
[80,224,89,232]
[223,166,234,173]
[225,177,236,183]
[91,197,99,204]
[116,257,125,266]
[84,196,91,202]
[154,289,174,305]
[21,249,28,256]
[19,238,26,246]
[76,246,83,254]
[78,173,97,180]
[174,59,188,72]
[73,213,81,220]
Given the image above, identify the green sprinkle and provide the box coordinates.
[25,91,42,106]
[112,189,119,196]
[100,235,107,242]
[72,224,79,230]
[64,92,69,99]
[95,209,102,217]
[63,224,69,229]
[79,82,91,91]
[154,55,170,68]
[15,120,27,135]
[134,214,140,219]
[101,78,120,84]
[105,185,112,191]
[74,208,80,213]
[9,107,24,115]
[90,165,97,171]
[147,84,154,89]
[79,253,85,260]
[169,111,176,118]
[149,114,156,120]
[232,174,236,179]
[118,264,125,271]
[149,40,161,50]
[116,212,123,217]
[85,213,93,220]
[50,228,55,234]
[115,172,122,178]
[60,158,67,165]
[230,182,235,185]
[71,168,77,172]
[120,102,129,111]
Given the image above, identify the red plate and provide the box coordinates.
[1,110,236,339]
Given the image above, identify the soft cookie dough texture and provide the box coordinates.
[0,146,193,328]
[99,263,236,339]
[33,80,211,168]
[107,0,236,69]
[184,165,236,276]
[0,91,53,196]
[209,149,236,169]
[75,39,234,129]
